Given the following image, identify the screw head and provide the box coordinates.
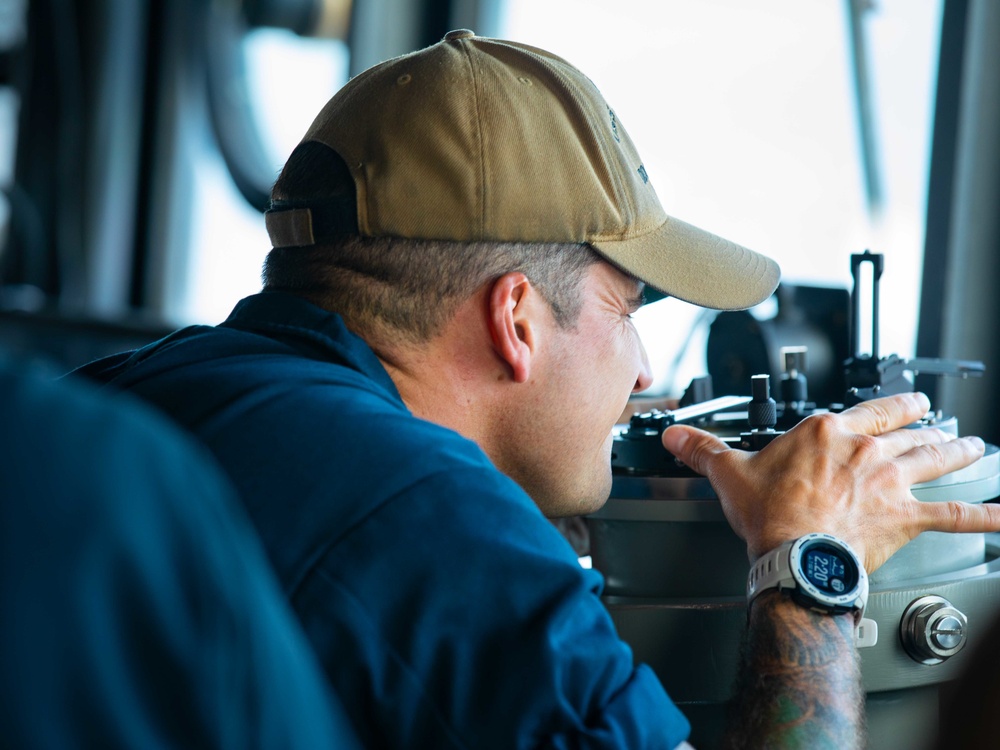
[900,595,968,665]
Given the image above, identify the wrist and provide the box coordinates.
[747,533,878,648]
[748,534,867,613]
[748,588,859,634]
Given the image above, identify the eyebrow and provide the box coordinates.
[625,283,646,312]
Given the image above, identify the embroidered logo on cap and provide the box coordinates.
[608,107,621,143]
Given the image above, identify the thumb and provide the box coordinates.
[661,424,732,477]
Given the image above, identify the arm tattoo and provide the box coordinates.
[720,590,865,749]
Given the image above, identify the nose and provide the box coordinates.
[632,340,653,394]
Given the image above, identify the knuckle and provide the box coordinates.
[866,400,894,433]
[879,457,903,485]
[920,441,949,472]
[705,444,741,482]
[680,433,711,472]
[804,411,840,440]
[851,433,882,465]
[946,501,971,530]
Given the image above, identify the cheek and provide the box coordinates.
[605,326,643,388]
[557,321,641,410]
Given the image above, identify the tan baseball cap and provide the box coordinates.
[266,29,780,310]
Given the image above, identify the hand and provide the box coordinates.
[661,392,1000,573]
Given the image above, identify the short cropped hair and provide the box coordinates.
[262,143,602,343]
[262,236,601,344]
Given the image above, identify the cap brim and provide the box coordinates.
[591,216,780,311]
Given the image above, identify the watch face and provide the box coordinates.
[801,542,858,595]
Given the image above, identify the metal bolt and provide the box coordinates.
[900,595,968,665]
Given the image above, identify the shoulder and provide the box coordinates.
[0,355,362,748]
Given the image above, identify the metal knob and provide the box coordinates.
[747,374,777,430]
[899,595,968,665]
[780,346,809,405]
[782,346,808,377]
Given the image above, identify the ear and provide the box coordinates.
[488,272,540,384]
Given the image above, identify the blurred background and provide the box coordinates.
[0,0,997,439]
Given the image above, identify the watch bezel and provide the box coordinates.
[787,533,865,612]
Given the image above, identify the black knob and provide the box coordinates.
[748,374,777,430]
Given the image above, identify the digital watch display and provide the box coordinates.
[801,542,858,596]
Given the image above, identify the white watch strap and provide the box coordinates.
[855,617,879,648]
[746,534,876,648]
[747,539,796,601]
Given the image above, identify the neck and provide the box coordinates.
[371,303,509,454]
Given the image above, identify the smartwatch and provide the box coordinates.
[747,533,878,647]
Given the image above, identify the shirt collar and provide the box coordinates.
[221,291,402,403]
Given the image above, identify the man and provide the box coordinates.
[75,30,1000,748]
[0,355,359,748]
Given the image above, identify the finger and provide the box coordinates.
[835,392,931,436]
[892,435,986,486]
[914,496,1000,535]
[876,424,956,458]
[661,424,733,476]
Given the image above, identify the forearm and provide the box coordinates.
[721,591,864,749]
